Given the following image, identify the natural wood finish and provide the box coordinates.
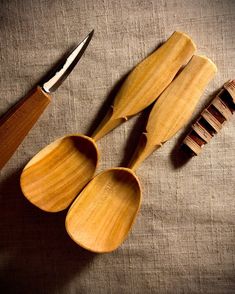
[224,79,235,103]
[128,55,217,170]
[192,121,212,142]
[92,31,196,141]
[66,168,141,253]
[20,135,98,212]
[183,79,235,155]
[20,31,196,212]
[212,96,233,120]
[0,87,51,170]
[201,109,223,132]
[65,55,217,253]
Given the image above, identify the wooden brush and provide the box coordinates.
[182,79,235,155]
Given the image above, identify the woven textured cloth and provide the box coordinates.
[0,0,234,293]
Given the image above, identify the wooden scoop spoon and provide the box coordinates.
[20,31,196,212]
[65,55,217,253]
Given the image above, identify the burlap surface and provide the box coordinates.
[0,0,234,293]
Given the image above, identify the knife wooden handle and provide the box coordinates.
[0,86,51,170]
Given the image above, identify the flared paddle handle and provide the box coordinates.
[0,87,51,169]
[91,31,196,141]
[128,55,217,171]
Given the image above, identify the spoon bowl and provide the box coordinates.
[65,55,217,252]
[20,31,196,212]
[20,134,98,212]
[66,168,141,253]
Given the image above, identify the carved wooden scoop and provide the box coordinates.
[65,55,217,253]
[20,32,195,212]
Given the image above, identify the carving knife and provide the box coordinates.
[0,30,94,170]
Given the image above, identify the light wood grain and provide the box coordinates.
[66,55,217,253]
[128,55,217,170]
[92,31,196,140]
[0,87,51,170]
[20,31,196,212]
[20,135,98,212]
[66,167,141,252]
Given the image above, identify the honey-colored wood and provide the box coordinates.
[92,31,196,141]
[0,87,51,170]
[66,167,141,253]
[65,55,217,253]
[183,79,235,155]
[128,55,217,170]
[20,135,98,212]
[20,31,196,212]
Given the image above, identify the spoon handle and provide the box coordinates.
[91,31,196,141]
[128,55,217,171]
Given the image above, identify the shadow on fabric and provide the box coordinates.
[0,169,96,294]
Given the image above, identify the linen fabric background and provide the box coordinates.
[0,0,234,293]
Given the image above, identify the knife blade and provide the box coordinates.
[0,30,94,170]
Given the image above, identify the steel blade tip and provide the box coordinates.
[87,29,94,39]
[42,30,94,93]
[79,29,94,49]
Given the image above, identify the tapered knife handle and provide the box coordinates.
[0,86,51,170]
